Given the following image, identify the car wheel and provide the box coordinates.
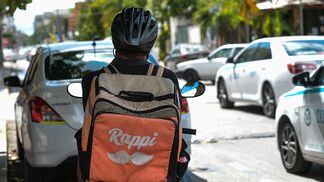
[279,122,312,173]
[24,158,43,182]
[217,79,234,108]
[184,70,199,82]
[262,84,276,118]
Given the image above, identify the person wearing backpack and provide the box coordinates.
[76,7,191,182]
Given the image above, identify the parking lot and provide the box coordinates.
[0,74,323,181]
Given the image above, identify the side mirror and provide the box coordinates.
[226,57,234,64]
[67,82,82,98]
[181,81,205,98]
[292,72,311,87]
[4,76,22,87]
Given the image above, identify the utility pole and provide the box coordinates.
[299,0,304,35]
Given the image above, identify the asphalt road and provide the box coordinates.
[187,83,324,182]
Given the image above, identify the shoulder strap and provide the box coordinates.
[147,64,164,77]
[103,64,119,74]
[146,64,154,75]
[156,66,164,77]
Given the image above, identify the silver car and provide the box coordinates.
[4,41,193,181]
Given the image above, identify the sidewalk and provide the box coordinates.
[0,88,18,182]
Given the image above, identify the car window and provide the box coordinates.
[313,67,324,86]
[210,48,231,59]
[45,49,114,80]
[235,43,260,63]
[233,47,243,57]
[283,40,324,56]
[172,49,181,55]
[253,42,272,60]
[23,49,41,86]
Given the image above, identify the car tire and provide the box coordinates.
[184,69,199,82]
[262,83,276,118]
[24,158,43,182]
[278,122,312,174]
[16,130,24,160]
[217,79,234,108]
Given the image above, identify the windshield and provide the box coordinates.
[45,49,114,80]
[181,45,209,54]
[283,40,324,56]
[45,49,158,80]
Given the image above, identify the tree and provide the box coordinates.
[0,0,32,67]
[150,0,196,60]
[76,0,147,41]
[194,0,259,45]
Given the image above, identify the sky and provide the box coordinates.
[14,0,85,35]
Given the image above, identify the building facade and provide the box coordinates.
[257,0,324,35]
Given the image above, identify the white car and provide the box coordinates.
[4,41,193,181]
[275,65,324,173]
[216,36,324,118]
[3,48,19,62]
[176,44,246,84]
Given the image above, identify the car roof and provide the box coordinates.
[253,36,324,43]
[40,40,114,52]
[219,43,248,48]
[38,40,159,65]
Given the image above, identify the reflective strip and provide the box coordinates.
[284,87,324,97]
[37,121,66,124]
[147,64,154,75]
[156,66,164,77]
[110,64,119,74]
[103,67,111,74]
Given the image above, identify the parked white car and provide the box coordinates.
[216,36,324,118]
[176,44,246,84]
[4,41,193,181]
[275,65,324,173]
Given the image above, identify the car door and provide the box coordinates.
[237,42,272,101]
[299,67,324,155]
[203,48,232,79]
[230,43,260,100]
[15,49,42,143]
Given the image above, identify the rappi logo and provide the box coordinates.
[107,128,158,165]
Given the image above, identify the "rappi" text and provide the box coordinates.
[108,128,158,150]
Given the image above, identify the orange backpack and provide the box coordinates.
[76,64,185,182]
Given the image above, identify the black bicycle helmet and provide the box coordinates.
[111,7,158,53]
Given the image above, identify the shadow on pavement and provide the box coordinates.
[0,152,7,182]
[299,164,324,182]
[232,105,265,116]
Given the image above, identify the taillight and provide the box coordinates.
[287,63,317,74]
[181,98,189,114]
[181,55,189,61]
[29,97,64,123]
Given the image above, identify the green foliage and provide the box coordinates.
[76,0,148,41]
[0,0,32,15]
[0,0,32,67]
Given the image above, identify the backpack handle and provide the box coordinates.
[118,91,154,102]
